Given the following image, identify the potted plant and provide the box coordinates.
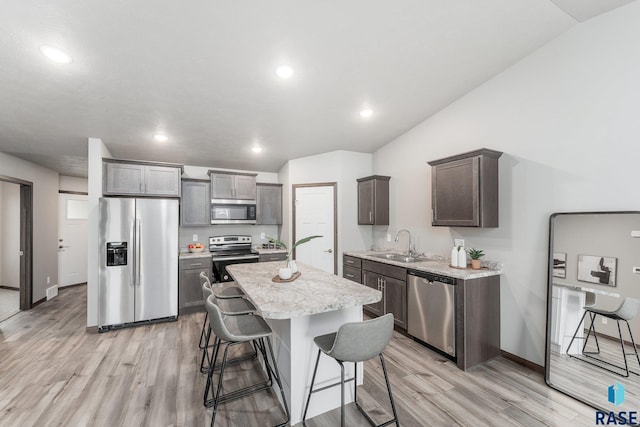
[468,248,485,270]
[266,235,323,279]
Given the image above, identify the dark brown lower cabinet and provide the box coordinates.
[361,260,407,329]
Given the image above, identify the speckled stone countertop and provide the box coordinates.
[179,250,211,259]
[343,250,503,280]
[252,247,288,255]
[226,261,381,319]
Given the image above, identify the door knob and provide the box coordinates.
[324,249,333,253]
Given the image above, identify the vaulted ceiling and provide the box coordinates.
[0,0,635,177]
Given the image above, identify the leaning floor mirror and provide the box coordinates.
[546,211,640,410]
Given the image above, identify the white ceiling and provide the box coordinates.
[0,1,634,177]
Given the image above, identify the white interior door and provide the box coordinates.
[294,185,336,274]
[58,193,88,287]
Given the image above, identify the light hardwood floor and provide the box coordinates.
[0,286,597,426]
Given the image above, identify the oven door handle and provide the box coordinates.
[211,255,260,262]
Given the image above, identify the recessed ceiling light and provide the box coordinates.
[276,65,294,79]
[154,134,169,142]
[360,109,374,118]
[251,146,263,153]
[39,45,72,64]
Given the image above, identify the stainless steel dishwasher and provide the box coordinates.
[407,271,456,357]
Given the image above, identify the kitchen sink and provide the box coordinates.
[370,253,426,263]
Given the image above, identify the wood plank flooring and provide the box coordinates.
[0,285,597,426]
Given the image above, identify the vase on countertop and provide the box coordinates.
[450,246,459,268]
[288,260,298,273]
[278,267,292,280]
[457,246,467,268]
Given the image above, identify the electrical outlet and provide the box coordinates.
[454,239,464,247]
[386,234,391,242]
[631,230,640,238]
[47,276,50,284]
[261,232,266,239]
[602,317,608,325]
[634,267,640,274]
[192,234,198,242]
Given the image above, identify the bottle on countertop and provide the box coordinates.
[450,246,459,267]
[457,246,467,268]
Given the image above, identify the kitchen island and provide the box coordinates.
[226,261,382,425]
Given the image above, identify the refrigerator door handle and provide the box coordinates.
[130,219,136,287]
[135,219,141,286]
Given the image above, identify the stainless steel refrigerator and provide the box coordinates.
[98,197,179,331]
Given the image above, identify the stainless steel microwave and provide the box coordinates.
[211,200,256,224]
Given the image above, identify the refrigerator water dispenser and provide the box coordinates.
[106,242,128,266]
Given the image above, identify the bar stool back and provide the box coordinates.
[303,313,399,427]
[204,296,289,427]
[199,271,244,299]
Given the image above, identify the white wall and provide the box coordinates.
[0,182,20,288]
[371,2,640,365]
[87,137,111,327]
[280,150,373,275]
[0,153,59,302]
[59,175,88,193]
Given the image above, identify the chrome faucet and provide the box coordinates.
[394,229,413,257]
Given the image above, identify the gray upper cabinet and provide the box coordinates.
[103,159,182,197]
[208,170,257,201]
[181,179,210,226]
[256,183,282,225]
[428,148,502,227]
[357,175,390,225]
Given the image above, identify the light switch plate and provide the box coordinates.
[454,239,464,247]
[192,234,198,242]
[631,230,640,238]
[261,232,266,239]
[386,234,392,242]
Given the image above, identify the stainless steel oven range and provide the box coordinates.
[209,235,259,282]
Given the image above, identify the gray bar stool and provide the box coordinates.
[204,295,289,427]
[199,277,257,374]
[302,313,399,427]
[567,297,640,377]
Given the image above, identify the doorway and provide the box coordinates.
[0,175,32,319]
[292,183,337,274]
[58,192,88,287]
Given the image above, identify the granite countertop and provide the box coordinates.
[253,247,288,255]
[179,250,211,259]
[226,261,381,319]
[343,250,503,280]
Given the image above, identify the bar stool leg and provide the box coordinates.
[616,320,630,376]
[566,310,588,355]
[625,320,640,367]
[265,336,290,426]
[204,337,222,407]
[198,312,209,350]
[302,349,322,423]
[339,361,345,427]
[380,353,400,426]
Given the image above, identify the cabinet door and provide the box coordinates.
[145,165,181,196]
[234,175,257,200]
[181,181,210,226]
[362,270,382,317]
[432,157,479,226]
[179,267,210,312]
[383,276,407,329]
[358,179,375,224]
[256,184,282,225]
[104,163,145,195]
[210,174,235,199]
[343,265,362,284]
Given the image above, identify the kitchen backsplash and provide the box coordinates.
[178,224,280,252]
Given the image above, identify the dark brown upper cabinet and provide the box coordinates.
[357,175,390,225]
[428,149,502,227]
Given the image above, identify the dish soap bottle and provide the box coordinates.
[450,246,459,268]
[457,246,467,268]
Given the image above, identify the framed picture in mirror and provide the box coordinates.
[552,252,566,278]
[577,254,617,287]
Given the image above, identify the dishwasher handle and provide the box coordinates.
[408,270,456,286]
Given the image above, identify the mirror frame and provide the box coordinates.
[544,210,640,410]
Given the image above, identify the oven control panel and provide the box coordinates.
[209,235,252,245]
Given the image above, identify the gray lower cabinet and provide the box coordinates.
[357,175,390,225]
[104,159,182,197]
[428,148,502,227]
[361,259,407,329]
[259,253,287,262]
[256,183,282,225]
[181,179,210,226]
[179,257,211,313]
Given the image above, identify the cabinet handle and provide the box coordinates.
[269,257,279,260]
[190,263,202,267]
[346,273,354,278]
[382,279,386,313]
[140,183,144,192]
[346,259,354,264]
[369,211,373,223]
